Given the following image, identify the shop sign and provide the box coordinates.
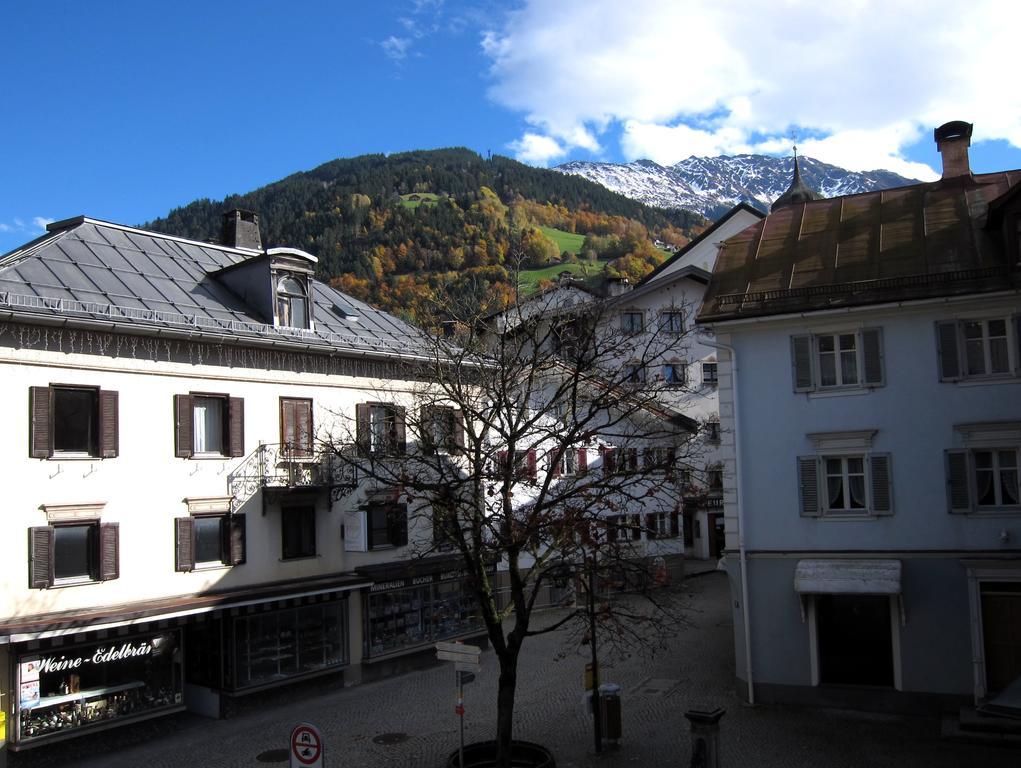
[35,639,157,674]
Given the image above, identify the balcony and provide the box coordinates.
[227,443,358,512]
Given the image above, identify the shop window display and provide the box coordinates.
[16,631,182,744]
[367,579,482,656]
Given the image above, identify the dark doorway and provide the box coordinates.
[708,513,724,559]
[816,594,894,687]
[981,582,1021,695]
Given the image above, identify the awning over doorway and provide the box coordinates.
[794,559,902,595]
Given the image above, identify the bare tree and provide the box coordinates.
[324,277,710,766]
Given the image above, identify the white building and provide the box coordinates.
[0,211,484,752]
[698,121,1021,713]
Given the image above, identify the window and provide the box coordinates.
[947,447,1021,513]
[29,386,118,459]
[644,446,676,471]
[707,465,723,491]
[433,502,458,552]
[705,421,721,443]
[798,454,893,517]
[702,362,718,386]
[282,505,316,559]
[421,405,464,455]
[356,403,406,456]
[367,502,408,549]
[659,311,684,334]
[663,363,686,386]
[621,311,644,334]
[174,393,244,458]
[550,448,577,478]
[498,449,537,482]
[280,398,313,458]
[623,364,646,384]
[621,447,639,473]
[601,447,617,475]
[936,317,1020,381]
[276,274,310,329]
[29,522,118,588]
[791,329,884,392]
[645,512,679,539]
[175,514,245,571]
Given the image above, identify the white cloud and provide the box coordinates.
[508,133,567,166]
[0,223,10,232]
[0,216,55,236]
[381,36,412,61]
[481,0,1021,172]
[33,216,55,231]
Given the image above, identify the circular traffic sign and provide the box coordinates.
[290,723,323,766]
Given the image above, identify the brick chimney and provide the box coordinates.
[934,121,973,179]
[607,276,632,297]
[221,209,262,250]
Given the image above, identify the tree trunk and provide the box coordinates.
[495,652,518,767]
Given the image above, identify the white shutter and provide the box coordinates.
[343,508,367,551]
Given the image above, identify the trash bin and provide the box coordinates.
[598,683,622,744]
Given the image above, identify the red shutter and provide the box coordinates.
[99,522,119,580]
[526,450,537,481]
[394,406,407,455]
[229,514,247,566]
[497,450,508,476]
[577,448,588,474]
[452,409,465,451]
[175,517,195,572]
[550,451,561,478]
[602,447,616,476]
[356,403,370,456]
[229,397,245,457]
[174,395,193,458]
[29,386,53,458]
[28,526,54,588]
[99,390,119,458]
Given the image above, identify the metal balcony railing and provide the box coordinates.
[227,442,359,511]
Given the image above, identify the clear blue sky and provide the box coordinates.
[3,1,1019,254]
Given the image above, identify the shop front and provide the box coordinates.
[10,629,183,749]
[358,556,488,661]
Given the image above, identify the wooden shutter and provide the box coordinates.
[391,504,409,547]
[550,451,562,478]
[791,335,814,391]
[945,450,971,513]
[174,395,193,458]
[28,526,54,588]
[452,409,465,451]
[99,389,119,458]
[228,397,245,457]
[645,513,657,539]
[355,403,370,456]
[670,511,680,538]
[29,386,53,458]
[630,514,641,540]
[869,453,893,515]
[420,406,436,455]
[861,329,884,386]
[175,517,195,572]
[936,321,962,381]
[229,514,247,565]
[797,456,821,517]
[394,406,407,455]
[99,522,119,580]
[1014,315,1021,376]
[602,447,616,476]
[343,508,367,551]
[577,448,588,474]
[526,450,537,481]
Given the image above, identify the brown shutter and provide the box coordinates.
[936,321,962,381]
[229,514,247,565]
[175,517,195,572]
[550,451,561,478]
[99,522,119,580]
[393,504,409,547]
[229,397,245,457]
[394,406,407,455]
[356,403,370,456]
[791,335,814,391]
[420,406,435,455]
[526,450,537,481]
[670,511,680,538]
[497,450,508,476]
[174,395,193,458]
[280,398,294,449]
[798,456,821,517]
[29,386,53,458]
[646,513,657,539]
[869,453,893,515]
[1014,315,1021,377]
[99,390,119,458]
[602,447,616,476]
[577,448,588,474]
[945,450,971,513]
[861,329,884,386]
[630,514,641,540]
[452,409,465,451]
[28,526,54,589]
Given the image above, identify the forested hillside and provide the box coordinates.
[146,148,705,323]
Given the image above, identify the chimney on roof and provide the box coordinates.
[934,121,973,179]
[221,209,262,250]
[606,276,632,297]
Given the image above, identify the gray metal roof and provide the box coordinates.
[0,217,433,358]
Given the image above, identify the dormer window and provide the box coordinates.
[276,275,309,329]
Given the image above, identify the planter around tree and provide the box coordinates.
[445,740,556,768]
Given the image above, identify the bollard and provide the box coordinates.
[684,707,725,768]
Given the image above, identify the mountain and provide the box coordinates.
[555,154,921,219]
[146,148,705,323]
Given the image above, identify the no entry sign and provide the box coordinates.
[290,723,324,768]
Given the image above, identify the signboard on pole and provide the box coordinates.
[436,641,481,665]
[290,723,323,768]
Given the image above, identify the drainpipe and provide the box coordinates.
[699,332,754,705]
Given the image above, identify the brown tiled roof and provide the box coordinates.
[698,171,1021,322]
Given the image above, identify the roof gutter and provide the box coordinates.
[698,330,754,705]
